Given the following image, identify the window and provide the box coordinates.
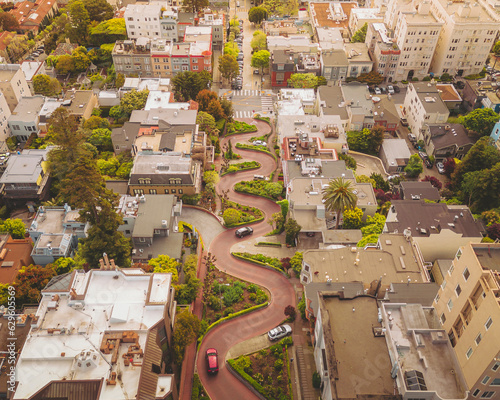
[466,347,473,359]
[448,264,454,275]
[483,376,491,385]
[164,189,169,194]
[139,237,146,242]
[456,249,462,260]
[481,392,495,399]
[491,379,500,386]
[475,333,482,345]
[171,189,176,193]
[125,230,131,235]
[447,298,453,311]
[463,268,470,281]
[434,294,440,304]
[440,313,446,324]
[473,389,481,397]
[154,229,161,234]
[492,362,500,372]
[133,189,144,195]
[149,189,157,194]
[485,317,493,331]
[455,284,462,297]
[178,189,183,194]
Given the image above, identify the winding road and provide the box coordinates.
[194,119,297,399]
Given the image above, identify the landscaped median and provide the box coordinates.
[227,336,294,400]
[232,252,289,277]
[222,201,264,227]
[234,180,285,201]
[221,161,261,176]
[226,120,258,135]
[235,143,277,161]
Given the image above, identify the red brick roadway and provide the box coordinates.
[179,119,297,400]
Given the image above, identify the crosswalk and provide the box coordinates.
[234,110,254,118]
[231,89,263,96]
[261,96,274,113]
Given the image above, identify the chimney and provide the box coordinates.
[103,253,110,269]
[99,258,105,269]
[110,259,116,270]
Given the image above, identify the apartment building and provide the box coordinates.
[366,23,401,82]
[124,3,163,39]
[113,39,153,77]
[198,8,226,50]
[403,81,449,139]
[0,92,11,143]
[7,96,44,142]
[433,243,500,398]
[393,2,443,81]
[0,64,31,112]
[429,0,498,77]
[151,39,173,78]
[348,7,384,36]
[160,7,179,43]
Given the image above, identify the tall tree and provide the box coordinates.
[196,111,218,136]
[351,23,368,43]
[322,178,358,229]
[68,0,90,44]
[461,108,500,137]
[223,41,239,58]
[172,70,212,101]
[356,70,384,85]
[83,0,114,22]
[33,74,61,96]
[14,265,57,306]
[250,50,270,74]
[284,218,301,246]
[182,0,209,13]
[248,7,267,25]
[196,89,219,111]
[173,310,200,364]
[218,54,239,81]
[404,154,423,178]
[0,13,20,31]
[288,73,318,89]
[250,30,267,51]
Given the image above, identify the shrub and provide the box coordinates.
[297,297,306,319]
[274,359,284,371]
[234,180,284,200]
[232,252,283,269]
[223,208,241,226]
[284,305,296,321]
[247,283,258,293]
[312,371,321,388]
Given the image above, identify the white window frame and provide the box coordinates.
[485,317,493,331]
[447,298,453,311]
[463,267,470,281]
[466,347,473,359]
[475,333,482,346]
[482,376,491,385]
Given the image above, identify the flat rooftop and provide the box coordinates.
[30,205,81,234]
[382,303,466,399]
[303,233,424,286]
[310,2,357,29]
[131,152,192,175]
[472,243,500,273]
[320,295,394,398]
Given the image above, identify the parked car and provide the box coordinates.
[436,162,445,174]
[408,133,417,143]
[368,86,375,94]
[253,69,260,74]
[393,85,401,93]
[253,174,269,181]
[268,325,292,341]
[419,152,433,168]
[252,140,267,146]
[235,226,253,238]
[400,118,409,127]
[206,348,219,374]
[374,87,382,95]
[387,85,395,94]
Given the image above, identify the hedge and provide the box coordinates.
[197,302,269,349]
[235,143,277,161]
[225,216,264,228]
[256,242,282,247]
[226,120,257,135]
[234,180,284,201]
[221,161,261,176]
[232,252,289,277]
[227,359,269,399]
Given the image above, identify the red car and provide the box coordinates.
[206,348,218,374]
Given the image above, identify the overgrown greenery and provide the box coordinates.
[234,180,284,200]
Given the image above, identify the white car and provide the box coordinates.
[374,87,382,95]
[268,324,292,341]
[387,85,395,94]
[252,140,267,146]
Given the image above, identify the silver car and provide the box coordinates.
[268,324,292,341]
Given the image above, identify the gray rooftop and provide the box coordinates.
[427,123,475,149]
[384,282,439,306]
[130,109,197,126]
[131,152,192,175]
[411,82,449,115]
[380,139,411,167]
[341,82,372,114]
[133,195,176,238]
[286,160,354,181]
[400,181,440,202]
[0,149,48,184]
[9,96,45,122]
[321,49,348,66]
[317,85,349,120]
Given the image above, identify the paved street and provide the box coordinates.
[220,89,276,118]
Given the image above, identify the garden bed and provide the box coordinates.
[228,336,293,400]
[235,143,277,160]
[221,200,264,227]
[227,120,257,135]
[234,180,285,201]
[221,161,261,176]
[232,252,285,272]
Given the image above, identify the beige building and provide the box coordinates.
[366,23,401,82]
[429,0,498,77]
[403,82,449,140]
[151,39,173,78]
[0,64,31,112]
[433,243,500,398]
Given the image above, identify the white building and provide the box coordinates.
[348,7,384,36]
[403,81,449,139]
[366,22,401,82]
[0,92,11,143]
[13,257,177,400]
[429,0,498,77]
[0,64,31,112]
[160,7,179,43]
[124,3,163,39]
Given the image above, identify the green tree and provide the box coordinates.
[71,46,91,71]
[173,310,200,364]
[120,89,149,114]
[251,50,270,74]
[223,208,241,226]
[289,251,303,276]
[115,73,125,88]
[356,175,376,187]
[404,154,423,178]
[0,13,20,31]
[0,218,26,239]
[196,111,218,136]
[218,54,240,81]
[220,98,234,121]
[50,257,76,275]
[68,0,90,44]
[322,178,358,229]
[83,116,110,130]
[461,108,500,137]
[351,23,367,43]
[248,7,267,24]
[224,41,239,58]
[342,207,364,229]
[182,0,209,12]
[370,173,390,191]
[148,255,180,282]
[175,270,201,304]
[55,55,75,74]
[277,199,289,222]
[461,163,500,212]
[284,218,301,246]
[356,70,384,85]
[207,99,225,120]
[96,157,119,176]
[288,73,318,89]
[83,0,114,22]
[347,126,384,155]
[171,70,212,102]
[493,40,500,56]
[203,170,220,185]
[250,30,267,51]
[14,265,56,306]
[33,74,61,96]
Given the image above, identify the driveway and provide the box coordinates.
[196,117,297,400]
[179,207,224,247]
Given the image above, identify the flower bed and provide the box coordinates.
[221,161,261,176]
[227,336,293,400]
[227,120,257,135]
[234,180,285,200]
[232,252,283,270]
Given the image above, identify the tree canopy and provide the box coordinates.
[173,310,200,364]
[148,255,180,283]
[171,70,212,102]
[404,154,423,178]
[218,54,239,81]
[0,218,26,239]
[288,73,317,89]
[251,50,270,73]
[89,18,127,46]
[14,265,57,306]
[83,0,114,22]
[351,23,367,43]
[356,71,384,85]
[248,7,267,24]
[182,0,209,13]
[460,108,500,137]
[251,31,267,51]
[33,74,61,96]
[322,178,358,229]
[0,12,20,31]
[347,126,384,155]
[67,0,90,44]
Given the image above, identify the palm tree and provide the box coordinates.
[322,178,358,229]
